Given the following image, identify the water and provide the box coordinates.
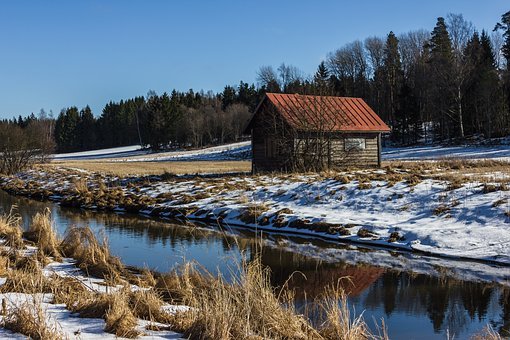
[1,190,509,339]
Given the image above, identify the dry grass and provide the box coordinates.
[172,259,319,340]
[104,292,141,338]
[128,289,174,324]
[23,208,61,260]
[60,226,125,283]
[471,325,503,339]
[316,284,375,339]
[44,160,251,176]
[238,203,270,224]
[0,258,53,294]
[0,208,23,249]
[3,298,64,340]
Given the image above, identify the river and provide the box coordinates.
[0,189,509,339]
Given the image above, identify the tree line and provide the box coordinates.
[258,12,510,144]
[2,10,510,157]
[50,83,261,152]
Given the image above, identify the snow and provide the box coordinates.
[0,256,186,339]
[118,141,251,162]
[52,141,251,162]
[383,144,510,161]
[52,145,147,160]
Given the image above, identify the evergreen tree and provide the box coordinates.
[382,31,403,130]
[77,106,96,150]
[428,17,456,140]
[313,61,330,94]
[54,107,79,152]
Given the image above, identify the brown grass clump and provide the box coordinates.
[23,208,61,260]
[316,285,374,340]
[238,203,270,224]
[155,263,213,304]
[357,228,376,238]
[51,276,90,306]
[72,177,89,194]
[358,182,372,190]
[433,204,451,216]
[104,292,141,338]
[0,208,24,248]
[128,289,174,324]
[172,259,319,340]
[0,254,9,276]
[65,289,140,337]
[0,261,53,294]
[60,226,125,282]
[482,183,508,194]
[3,299,64,340]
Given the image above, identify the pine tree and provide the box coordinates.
[428,17,456,140]
[313,61,330,94]
[382,31,402,131]
[464,31,508,137]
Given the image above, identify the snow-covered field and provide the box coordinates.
[52,141,251,162]
[52,140,510,163]
[383,144,510,161]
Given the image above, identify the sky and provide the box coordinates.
[0,1,507,119]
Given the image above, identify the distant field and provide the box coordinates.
[45,160,251,176]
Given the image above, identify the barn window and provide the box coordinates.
[344,138,366,151]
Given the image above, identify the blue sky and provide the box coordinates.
[0,1,507,119]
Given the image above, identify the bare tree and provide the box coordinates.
[328,40,369,96]
[399,29,430,78]
[447,13,475,138]
[447,13,475,59]
[491,30,506,70]
[0,122,53,175]
[257,66,280,91]
[365,36,385,77]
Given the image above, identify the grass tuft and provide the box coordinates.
[23,208,61,260]
[0,207,24,248]
[60,226,125,283]
[3,298,64,340]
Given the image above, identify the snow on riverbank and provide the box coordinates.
[3,164,510,271]
[0,245,186,339]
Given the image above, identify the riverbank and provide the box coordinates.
[0,204,385,339]
[2,160,510,268]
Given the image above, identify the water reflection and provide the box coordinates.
[1,190,509,339]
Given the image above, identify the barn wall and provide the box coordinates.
[329,133,380,168]
[250,102,294,172]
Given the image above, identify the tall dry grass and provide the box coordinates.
[23,208,61,260]
[3,298,64,340]
[0,207,23,248]
[60,226,125,283]
[316,284,375,339]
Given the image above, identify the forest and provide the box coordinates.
[2,11,510,153]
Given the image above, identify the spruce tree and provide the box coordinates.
[313,61,330,94]
[382,31,402,131]
[428,17,456,140]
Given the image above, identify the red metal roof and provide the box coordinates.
[262,93,390,133]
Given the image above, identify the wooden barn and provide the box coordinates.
[244,93,390,173]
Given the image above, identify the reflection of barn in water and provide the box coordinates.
[256,247,384,299]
